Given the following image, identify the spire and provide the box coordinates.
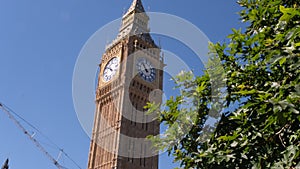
[127,0,145,13]
[106,0,154,50]
[117,0,149,38]
[1,159,9,169]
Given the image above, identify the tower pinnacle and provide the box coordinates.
[108,0,152,49]
[127,0,145,13]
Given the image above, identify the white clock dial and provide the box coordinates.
[137,58,156,82]
[103,57,120,82]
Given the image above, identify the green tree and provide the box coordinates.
[148,0,300,168]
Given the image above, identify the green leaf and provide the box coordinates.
[295,42,300,47]
[279,5,300,22]
[279,57,287,66]
[234,89,257,95]
[218,133,239,142]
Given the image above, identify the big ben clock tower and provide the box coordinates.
[87,0,164,169]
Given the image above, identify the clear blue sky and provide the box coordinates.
[0,1,242,168]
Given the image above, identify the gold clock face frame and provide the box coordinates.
[102,57,120,82]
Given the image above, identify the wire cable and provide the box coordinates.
[0,102,82,169]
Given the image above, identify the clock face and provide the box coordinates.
[103,57,120,82]
[137,58,156,82]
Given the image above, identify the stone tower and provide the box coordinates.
[87,0,164,169]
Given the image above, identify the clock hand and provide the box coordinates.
[142,63,149,73]
[108,67,113,71]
